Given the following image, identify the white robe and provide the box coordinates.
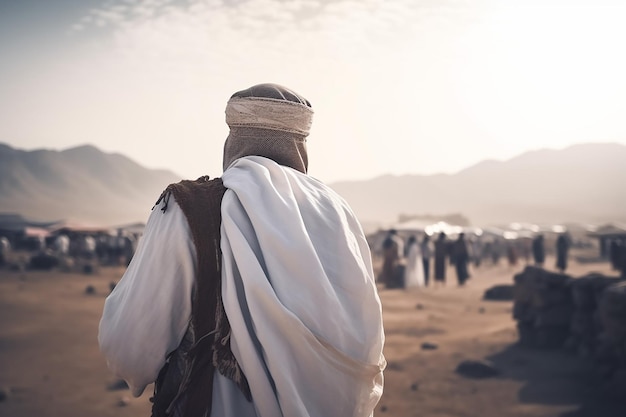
[403,242,425,288]
[99,156,386,417]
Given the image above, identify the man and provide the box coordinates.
[420,233,432,286]
[433,232,447,286]
[532,234,545,267]
[0,236,10,267]
[380,229,404,288]
[452,233,470,286]
[556,232,570,272]
[468,235,482,268]
[98,83,386,417]
[403,235,424,288]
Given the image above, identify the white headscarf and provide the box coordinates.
[222,83,313,173]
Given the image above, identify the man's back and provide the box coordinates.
[98,83,386,417]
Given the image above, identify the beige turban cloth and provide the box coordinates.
[222,83,314,173]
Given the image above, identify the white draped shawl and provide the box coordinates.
[221,156,385,417]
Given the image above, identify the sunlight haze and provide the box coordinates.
[1,0,625,182]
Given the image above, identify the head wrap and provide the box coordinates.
[222,83,314,173]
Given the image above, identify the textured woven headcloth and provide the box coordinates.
[223,83,314,173]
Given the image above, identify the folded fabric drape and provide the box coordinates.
[221,155,386,417]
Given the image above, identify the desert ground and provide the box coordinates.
[1,252,625,417]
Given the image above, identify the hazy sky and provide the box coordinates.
[1,0,626,182]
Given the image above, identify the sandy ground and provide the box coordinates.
[1,253,625,417]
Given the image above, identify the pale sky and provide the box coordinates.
[1,0,626,183]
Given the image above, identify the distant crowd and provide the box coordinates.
[377,229,589,289]
[2,224,624,280]
[0,231,138,270]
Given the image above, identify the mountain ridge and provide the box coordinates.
[328,142,626,226]
[0,143,182,225]
[1,142,624,227]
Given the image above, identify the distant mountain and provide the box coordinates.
[329,143,626,227]
[2,142,624,228]
[0,143,181,225]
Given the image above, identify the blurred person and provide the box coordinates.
[491,238,503,265]
[54,234,70,256]
[532,234,545,267]
[520,239,531,264]
[420,233,432,286]
[404,235,424,288]
[506,241,518,267]
[610,239,621,270]
[33,235,46,253]
[98,83,385,417]
[381,229,404,288]
[482,241,493,265]
[120,234,137,266]
[105,234,118,264]
[447,238,456,267]
[81,235,96,260]
[95,235,107,261]
[469,236,483,268]
[619,242,626,277]
[0,236,10,267]
[556,233,570,272]
[433,232,448,287]
[452,233,470,286]
[114,231,128,265]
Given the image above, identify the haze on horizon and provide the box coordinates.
[1,0,626,183]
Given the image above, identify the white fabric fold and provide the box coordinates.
[221,156,386,417]
[226,97,313,135]
[97,200,262,416]
[98,201,196,397]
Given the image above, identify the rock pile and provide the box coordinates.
[513,266,573,348]
[567,273,621,357]
[483,284,514,301]
[455,360,500,379]
[513,266,626,391]
[598,281,626,388]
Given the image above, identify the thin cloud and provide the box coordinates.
[36,0,626,183]
[75,0,463,45]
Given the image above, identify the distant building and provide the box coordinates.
[0,213,56,251]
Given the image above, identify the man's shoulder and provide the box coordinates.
[168,176,226,201]
[169,175,223,190]
[154,176,226,213]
